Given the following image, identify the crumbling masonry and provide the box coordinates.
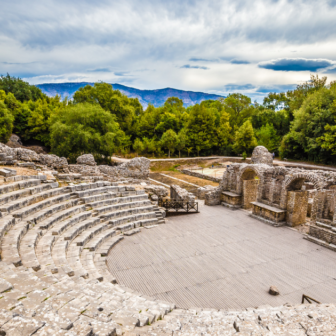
[205,146,336,252]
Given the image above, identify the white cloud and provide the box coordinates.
[1,0,336,102]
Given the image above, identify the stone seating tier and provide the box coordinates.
[0,179,171,335]
[126,303,336,336]
[0,178,331,335]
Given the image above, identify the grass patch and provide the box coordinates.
[168,164,180,172]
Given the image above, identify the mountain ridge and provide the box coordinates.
[36,82,224,107]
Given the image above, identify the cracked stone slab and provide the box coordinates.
[1,315,45,335]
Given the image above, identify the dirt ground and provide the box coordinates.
[150,158,234,172]
[0,166,38,176]
[149,171,219,196]
[0,166,55,183]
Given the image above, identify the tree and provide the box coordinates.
[185,104,218,156]
[219,93,256,129]
[232,120,257,154]
[73,82,142,136]
[161,129,177,158]
[255,123,280,153]
[0,74,46,102]
[280,83,336,163]
[187,147,193,157]
[0,100,14,143]
[133,138,144,155]
[176,130,187,158]
[50,103,128,163]
[217,110,232,150]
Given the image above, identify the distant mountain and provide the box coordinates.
[36,82,223,108]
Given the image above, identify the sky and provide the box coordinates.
[1,0,336,102]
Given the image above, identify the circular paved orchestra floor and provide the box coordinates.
[107,202,336,309]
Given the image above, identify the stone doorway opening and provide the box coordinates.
[286,178,310,226]
[241,169,259,210]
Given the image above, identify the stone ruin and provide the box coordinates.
[205,145,336,253]
[170,184,195,205]
[0,143,333,334]
[0,143,150,183]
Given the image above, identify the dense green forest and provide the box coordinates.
[1,73,336,164]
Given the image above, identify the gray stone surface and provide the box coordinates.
[144,185,168,198]
[99,157,150,180]
[76,154,96,166]
[107,201,336,310]
[251,145,273,166]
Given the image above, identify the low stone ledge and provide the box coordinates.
[221,202,241,210]
[182,169,221,183]
[250,213,286,227]
[251,201,286,224]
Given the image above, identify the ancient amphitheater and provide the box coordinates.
[0,144,335,335]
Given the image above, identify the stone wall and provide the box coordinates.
[197,185,216,199]
[207,146,336,228]
[0,142,151,181]
[182,169,221,183]
[170,185,195,204]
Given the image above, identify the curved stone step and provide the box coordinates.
[0,183,56,208]
[19,226,43,271]
[75,223,110,247]
[0,179,41,195]
[109,212,157,227]
[63,217,100,241]
[87,194,148,209]
[36,204,86,230]
[94,200,151,216]
[0,215,16,245]
[51,211,92,236]
[0,184,61,214]
[65,181,109,193]
[73,186,119,198]
[100,206,155,222]
[80,191,118,204]
[12,192,70,219]
[85,228,117,252]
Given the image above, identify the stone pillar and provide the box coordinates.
[286,191,309,226]
[256,177,264,202]
[268,179,276,204]
[279,182,288,210]
[311,191,324,225]
[243,179,259,209]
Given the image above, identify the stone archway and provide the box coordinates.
[281,173,321,227]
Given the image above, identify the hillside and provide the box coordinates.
[36,82,223,107]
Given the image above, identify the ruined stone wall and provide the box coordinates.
[286,191,309,226]
[170,185,195,204]
[0,142,151,180]
[321,190,336,221]
[242,179,259,209]
[309,225,336,244]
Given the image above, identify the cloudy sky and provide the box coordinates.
[1,0,336,101]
